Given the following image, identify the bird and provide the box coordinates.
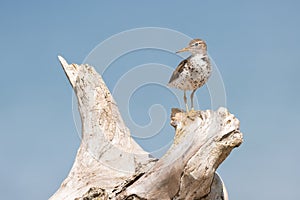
[168,38,212,112]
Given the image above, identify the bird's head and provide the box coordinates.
[176,38,207,55]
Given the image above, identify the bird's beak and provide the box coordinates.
[176,47,190,53]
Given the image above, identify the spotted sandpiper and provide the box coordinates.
[168,38,212,112]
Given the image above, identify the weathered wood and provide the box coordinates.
[50,56,242,200]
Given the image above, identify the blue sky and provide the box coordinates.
[1,1,300,199]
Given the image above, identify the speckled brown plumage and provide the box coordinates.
[168,39,212,112]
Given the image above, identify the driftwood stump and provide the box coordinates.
[50,56,243,200]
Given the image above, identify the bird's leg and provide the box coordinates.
[186,89,198,119]
[190,89,196,111]
[184,90,189,112]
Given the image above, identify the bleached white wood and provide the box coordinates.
[50,56,156,200]
[50,56,242,200]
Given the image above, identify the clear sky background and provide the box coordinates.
[1,1,299,199]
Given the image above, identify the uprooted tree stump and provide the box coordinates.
[49,56,243,200]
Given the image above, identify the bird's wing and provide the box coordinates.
[168,58,188,84]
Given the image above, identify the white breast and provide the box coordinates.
[168,54,211,91]
[190,54,207,66]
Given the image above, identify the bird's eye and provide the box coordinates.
[195,43,199,46]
